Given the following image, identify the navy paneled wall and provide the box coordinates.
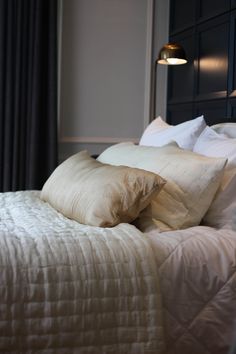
[167,0,236,125]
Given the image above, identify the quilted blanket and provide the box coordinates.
[147,226,236,354]
[0,191,165,354]
[1,191,236,354]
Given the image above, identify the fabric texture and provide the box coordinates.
[193,126,236,229]
[139,115,206,150]
[98,142,227,231]
[212,122,236,138]
[0,190,165,354]
[1,190,236,354]
[41,150,166,227]
[147,225,236,354]
[0,0,58,192]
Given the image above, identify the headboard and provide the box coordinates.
[167,0,236,126]
[212,123,236,138]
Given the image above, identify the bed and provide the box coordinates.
[0,120,236,354]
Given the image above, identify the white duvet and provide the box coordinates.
[147,225,236,354]
[0,191,236,354]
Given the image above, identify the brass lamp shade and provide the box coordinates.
[158,43,187,65]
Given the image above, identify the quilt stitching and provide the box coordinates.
[0,191,165,353]
[163,305,210,354]
[152,232,197,269]
[158,228,236,354]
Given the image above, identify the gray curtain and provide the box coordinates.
[0,0,58,191]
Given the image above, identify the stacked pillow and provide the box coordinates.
[193,126,236,229]
[41,115,235,231]
[139,115,206,150]
[98,142,226,231]
[41,150,166,227]
[139,115,236,230]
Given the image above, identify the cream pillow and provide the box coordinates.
[193,126,236,229]
[98,142,227,231]
[41,150,165,227]
[139,115,206,150]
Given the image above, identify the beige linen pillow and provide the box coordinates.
[41,150,165,227]
[98,142,227,231]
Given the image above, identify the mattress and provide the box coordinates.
[0,191,236,353]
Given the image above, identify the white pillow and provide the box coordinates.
[98,142,227,231]
[139,115,206,150]
[193,126,236,229]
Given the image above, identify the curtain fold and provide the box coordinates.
[0,0,58,192]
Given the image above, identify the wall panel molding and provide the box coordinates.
[143,0,154,128]
[58,0,161,161]
[152,0,170,121]
[168,0,236,124]
[60,136,139,144]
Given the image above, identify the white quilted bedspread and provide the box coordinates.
[0,191,165,354]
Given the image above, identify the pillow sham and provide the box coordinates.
[41,150,166,228]
[98,142,227,231]
[139,115,206,150]
[193,126,236,229]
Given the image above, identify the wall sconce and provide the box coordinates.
[153,43,187,118]
[158,43,187,65]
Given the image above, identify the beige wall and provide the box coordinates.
[58,0,169,161]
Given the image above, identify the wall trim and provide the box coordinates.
[154,0,170,121]
[143,0,154,130]
[60,136,139,144]
[58,0,156,147]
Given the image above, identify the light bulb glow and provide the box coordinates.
[166,58,187,65]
